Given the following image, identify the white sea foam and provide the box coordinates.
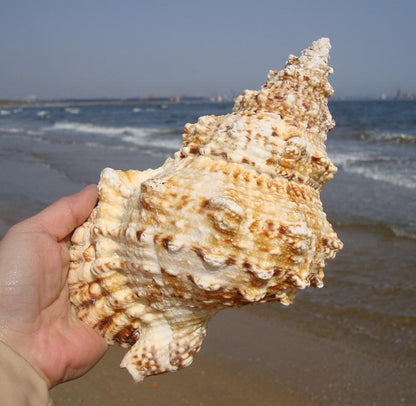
[0,127,46,137]
[331,152,416,189]
[346,165,416,189]
[36,110,50,119]
[390,225,416,240]
[47,121,181,151]
[1,127,21,133]
[330,152,363,168]
[132,108,142,113]
[27,130,45,136]
[360,131,416,144]
[0,109,11,116]
[49,121,151,137]
[122,134,181,151]
[65,107,80,115]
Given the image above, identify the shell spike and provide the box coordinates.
[120,315,208,382]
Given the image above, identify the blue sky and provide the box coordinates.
[0,0,414,99]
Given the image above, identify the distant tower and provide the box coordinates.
[396,86,403,100]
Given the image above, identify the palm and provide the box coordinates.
[0,186,107,388]
[22,232,105,386]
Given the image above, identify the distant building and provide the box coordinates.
[395,86,416,100]
[396,86,403,100]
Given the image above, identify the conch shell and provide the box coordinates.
[69,38,342,382]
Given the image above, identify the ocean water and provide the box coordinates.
[325,101,416,239]
[0,100,415,366]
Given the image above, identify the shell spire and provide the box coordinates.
[235,37,335,135]
[69,38,343,382]
[180,38,337,190]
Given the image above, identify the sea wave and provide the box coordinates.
[358,130,416,144]
[331,152,416,190]
[122,134,181,151]
[0,108,23,116]
[46,121,182,151]
[48,121,159,137]
[65,107,80,115]
[0,127,21,134]
[345,165,416,189]
[331,220,416,241]
[36,110,51,119]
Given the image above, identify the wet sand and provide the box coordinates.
[51,307,415,405]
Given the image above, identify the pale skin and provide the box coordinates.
[0,185,107,389]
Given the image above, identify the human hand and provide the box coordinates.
[0,185,107,389]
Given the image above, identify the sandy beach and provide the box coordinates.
[51,304,415,405]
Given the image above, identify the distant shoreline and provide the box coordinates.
[1,97,414,109]
[0,97,231,109]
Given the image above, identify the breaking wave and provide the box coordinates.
[358,130,416,144]
[45,121,182,151]
[48,121,154,137]
[331,152,416,190]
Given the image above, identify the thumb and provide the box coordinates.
[28,185,98,240]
